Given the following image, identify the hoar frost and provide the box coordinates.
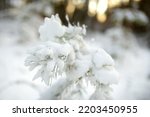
[25,14,119,99]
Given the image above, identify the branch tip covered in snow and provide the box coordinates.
[25,14,119,99]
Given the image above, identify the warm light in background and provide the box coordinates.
[134,0,141,2]
[97,13,107,23]
[72,0,86,9]
[57,0,142,23]
[88,0,97,17]
[97,0,108,14]
[108,0,121,8]
[66,0,76,17]
[96,0,108,23]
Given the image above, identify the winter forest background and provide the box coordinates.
[0,0,150,100]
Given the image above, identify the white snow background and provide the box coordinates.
[0,9,150,100]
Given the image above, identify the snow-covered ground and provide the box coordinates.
[0,13,150,100]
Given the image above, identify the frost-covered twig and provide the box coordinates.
[25,14,119,99]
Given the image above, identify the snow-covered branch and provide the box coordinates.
[25,14,119,99]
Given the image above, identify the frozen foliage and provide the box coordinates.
[87,26,150,99]
[1,12,150,100]
[25,14,119,99]
[39,16,65,41]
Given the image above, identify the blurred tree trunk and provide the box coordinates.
[139,0,150,20]
[0,0,9,10]
[139,0,150,47]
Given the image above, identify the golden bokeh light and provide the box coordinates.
[64,0,142,23]
[88,0,97,17]
[72,0,86,9]
[97,13,107,23]
[134,0,141,2]
[97,0,108,14]
[72,0,85,5]
[66,0,76,17]
[108,0,121,8]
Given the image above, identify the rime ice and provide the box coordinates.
[25,14,119,100]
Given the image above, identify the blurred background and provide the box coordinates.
[0,0,150,99]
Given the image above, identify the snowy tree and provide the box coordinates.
[25,14,119,100]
